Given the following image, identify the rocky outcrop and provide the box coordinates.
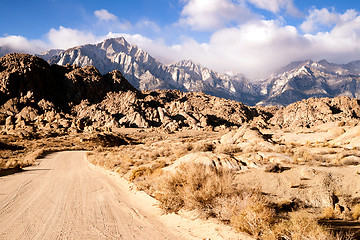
[166,152,247,171]
[270,96,360,128]
[83,89,267,132]
[0,53,137,106]
[0,53,138,137]
[0,53,272,137]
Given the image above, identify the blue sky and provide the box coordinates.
[1,0,360,78]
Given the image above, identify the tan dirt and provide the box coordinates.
[0,151,248,240]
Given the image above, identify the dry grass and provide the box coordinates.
[268,211,335,240]
[3,114,360,240]
[151,162,340,239]
[214,143,242,154]
[322,206,335,220]
[230,195,276,237]
[352,204,360,220]
[3,125,356,239]
[84,128,360,239]
[154,162,238,214]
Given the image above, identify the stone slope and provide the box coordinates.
[0,53,270,137]
[270,96,360,128]
[0,53,138,136]
[0,53,136,106]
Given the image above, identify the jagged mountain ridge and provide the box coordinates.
[258,59,360,106]
[36,49,63,61]
[47,37,258,105]
[41,37,360,106]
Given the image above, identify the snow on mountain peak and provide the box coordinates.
[45,36,360,106]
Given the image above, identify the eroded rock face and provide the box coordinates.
[270,96,360,129]
[0,53,139,136]
[97,90,267,131]
[0,54,57,104]
[0,53,137,106]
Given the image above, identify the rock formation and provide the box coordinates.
[270,96,360,128]
[0,53,271,137]
[1,53,360,138]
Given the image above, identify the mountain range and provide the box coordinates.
[2,37,360,106]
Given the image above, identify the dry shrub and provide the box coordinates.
[292,148,315,163]
[274,144,293,155]
[269,211,335,240]
[129,161,167,182]
[322,206,335,220]
[3,159,19,169]
[148,151,161,160]
[230,195,276,237]
[214,143,242,154]
[352,204,360,220]
[155,162,237,214]
[172,143,193,158]
[154,162,278,238]
[191,141,214,152]
[129,166,152,182]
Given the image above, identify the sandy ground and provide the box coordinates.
[0,151,249,240]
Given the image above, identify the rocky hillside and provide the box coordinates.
[270,96,360,129]
[0,53,135,106]
[0,53,270,138]
[36,49,63,61]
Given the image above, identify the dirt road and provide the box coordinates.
[0,151,183,240]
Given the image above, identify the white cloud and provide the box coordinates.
[246,0,300,16]
[128,15,360,78]
[191,20,309,77]
[47,26,101,49]
[306,14,360,62]
[94,9,118,21]
[0,35,49,54]
[94,9,132,31]
[102,21,307,77]
[178,0,253,31]
[135,20,161,32]
[301,8,358,33]
[2,7,360,80]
